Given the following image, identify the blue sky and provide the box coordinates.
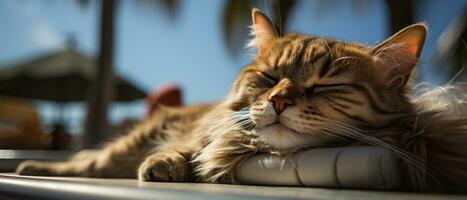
[0,0,465,133]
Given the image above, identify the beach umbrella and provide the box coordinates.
[0,47,146,102]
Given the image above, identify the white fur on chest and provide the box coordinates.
[255,123,316,150]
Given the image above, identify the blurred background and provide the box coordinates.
[0,0,465,155]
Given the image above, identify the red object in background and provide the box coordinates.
[146,84,183,118]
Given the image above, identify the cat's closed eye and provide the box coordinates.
[306,83,354,97]
[257,71,279,85]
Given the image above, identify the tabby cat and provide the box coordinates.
[17,9,467,192]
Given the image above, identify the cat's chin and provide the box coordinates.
[255,123,317,150]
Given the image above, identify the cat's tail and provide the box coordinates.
[405,82,467,192]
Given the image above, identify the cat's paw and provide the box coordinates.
[138,152,191,182]
[16,160,54,176]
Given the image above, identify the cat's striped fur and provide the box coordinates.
[17,9,467,192]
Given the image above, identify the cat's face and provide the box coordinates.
[227,9,427,149]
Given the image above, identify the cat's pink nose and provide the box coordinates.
[269,95,293,114]
[268,78,296,114]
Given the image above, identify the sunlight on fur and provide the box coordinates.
[413,82,467,117]
[15,8,467,193]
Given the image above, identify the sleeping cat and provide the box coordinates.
[17,8,467,192]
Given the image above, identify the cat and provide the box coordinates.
[17,8,467,192]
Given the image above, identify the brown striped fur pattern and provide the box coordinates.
[17,9,467,192]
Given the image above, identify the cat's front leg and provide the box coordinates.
[138,150,192,182]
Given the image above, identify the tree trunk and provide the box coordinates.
[385,0,414,34]
[84,0,115,148]
[276,0,296,34]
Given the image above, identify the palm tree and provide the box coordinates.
[76,0,180,148]
[84,0,116,148]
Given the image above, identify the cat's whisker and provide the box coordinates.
[325,123,424,167]
[323,121,442,186]
[320,129,354,145]
[324,126,431,182]
[203,109,256,138]
[201,115,245,137]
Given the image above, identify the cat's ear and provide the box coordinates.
[248,8,279,54]
[372,23,427,88]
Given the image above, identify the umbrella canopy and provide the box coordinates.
[0,47,146,102]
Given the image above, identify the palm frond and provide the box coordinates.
[273,0,297,35]
[135,0,181,21]
[222,0,296,57]
[222,0,252,56]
